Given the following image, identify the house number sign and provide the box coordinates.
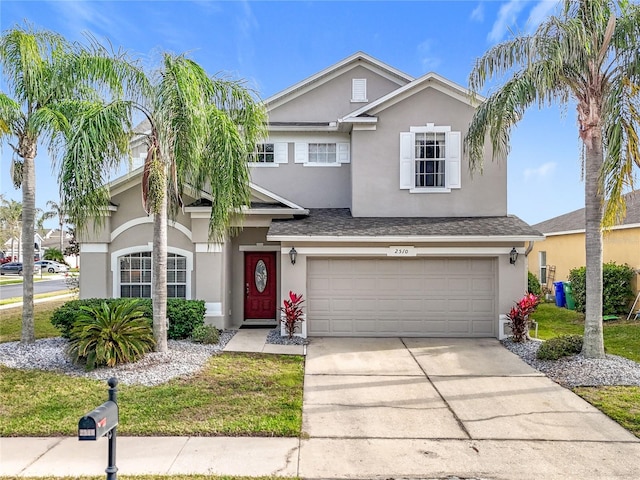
[387,246,416,257]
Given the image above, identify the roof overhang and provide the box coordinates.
[267,234,545,243]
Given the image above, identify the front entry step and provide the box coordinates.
[241,321,278,329]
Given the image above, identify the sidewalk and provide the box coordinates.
[0,436,300,477]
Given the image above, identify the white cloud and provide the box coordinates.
[524,162,556,180]
[487,0,529,43]
[525,1,559,33]
[470,3,485,22]
[417,40,441,72]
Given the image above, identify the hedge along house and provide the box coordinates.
[78,52,543,338]
[529,190,640,298]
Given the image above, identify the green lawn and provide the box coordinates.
[574,386,640,437]
[531,302,640,438]
[0,352,304,437]
[1,301,304,437]
[0,300,66,342]
[532,302,640,362]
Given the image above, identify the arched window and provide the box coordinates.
[119,252,187,298]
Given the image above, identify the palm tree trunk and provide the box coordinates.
[59,219,64,254]
[582,138,606,358]
[152,189,168,353]
[20,144,37,344]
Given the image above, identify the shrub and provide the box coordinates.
[568,262,635,315]
[280,291,305,339]
[67,300,155,370]
[167,299,206,339]
[536,335,583,360]
[43,247,66,263]
[528,271,542,296]
[52,298,205,339]
[191,324,220,344]
[506,293,540,342]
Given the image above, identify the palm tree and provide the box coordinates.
[0,25,137,343]
[43,200,66,253]
[0,197,21,260]
[465,0,640,358]
[135,54,267,352]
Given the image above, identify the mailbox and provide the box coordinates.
[78,400,118,440]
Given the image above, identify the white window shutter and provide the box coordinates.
[446,131,461,189]
[337,143,350,163]
[352,79,367,102]
[294,143,308,164]
[274,142,288,164]
[399,132,413,189]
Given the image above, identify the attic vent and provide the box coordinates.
[351,78,367,102]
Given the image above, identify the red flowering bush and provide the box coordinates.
[506,293,540,342]
[280,291,305,339]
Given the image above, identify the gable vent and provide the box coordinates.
[351,78,367,102]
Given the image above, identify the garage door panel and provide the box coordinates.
[473,320,494,334]
[307,258,496,337]
[472,298,495,314]
[449,298,470,312]
[472,277,494,292]
[333,299,354,312]
[448,278,470,291]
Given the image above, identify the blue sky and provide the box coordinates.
[1,0,592,227]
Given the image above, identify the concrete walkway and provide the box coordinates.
[1,337,639,479]
[223,327,306,355]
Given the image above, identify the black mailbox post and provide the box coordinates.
[78,377,119,480]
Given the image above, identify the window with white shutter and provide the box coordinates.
[294,141,350,165]
[399,125,461,192]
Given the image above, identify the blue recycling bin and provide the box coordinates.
[554,281,566,307]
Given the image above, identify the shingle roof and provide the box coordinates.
[533,190,640,234]
[268,209,542,239]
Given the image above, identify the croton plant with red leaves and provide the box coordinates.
[280,291,305,339]
[506,293,540,342]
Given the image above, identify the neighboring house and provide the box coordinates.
[42,229,78,267]
[3,233,45,261]
[79,52,543,338]
[529,190,640,297]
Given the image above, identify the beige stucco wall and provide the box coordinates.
[269,65,405,122]
[351,87,506,217]
[79,252,109,299]
[249,132,351,208]
[529,227,640,295]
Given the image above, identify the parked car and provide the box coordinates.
[34,260,69,274]
[0,262,41,275]
[0,262,23,275]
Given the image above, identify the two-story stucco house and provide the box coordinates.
[79,52,543,338]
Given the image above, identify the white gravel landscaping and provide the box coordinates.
[2,331,639,389]
[501,337,640,388]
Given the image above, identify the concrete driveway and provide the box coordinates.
[299,337,640,480]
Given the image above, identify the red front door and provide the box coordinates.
[244,252,277,320]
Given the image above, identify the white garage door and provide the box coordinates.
[307,257,496,337]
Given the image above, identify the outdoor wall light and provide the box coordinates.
[289,247,297,265]
[509,247,519,265]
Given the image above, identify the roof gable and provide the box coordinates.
[265,52,413,111]
[341,72,483,122]
[534,190,640,234]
